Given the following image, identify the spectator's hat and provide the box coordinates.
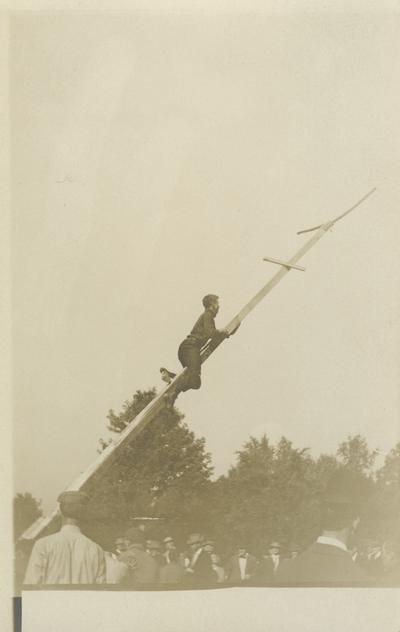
[187,533,204,545]
[269,541,281,549]
[57,491,89,506]
[203,539,215,547]
[163,536,174,544]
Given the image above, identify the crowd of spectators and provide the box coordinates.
[21,470,400,589]
[102,530,400,587]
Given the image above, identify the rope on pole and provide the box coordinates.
[297,188,377,235]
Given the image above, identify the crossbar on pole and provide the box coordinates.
[263,256,306,271]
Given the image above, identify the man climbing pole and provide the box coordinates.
[163,294,238,408]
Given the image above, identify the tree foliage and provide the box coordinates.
[206,434,399,556]
[377,442,400,486]
[85,389,213,546]
[84,384,399,555]
[367,442,400,542]
[336,434,378,475]
[208,435,320,556]
[13,492,43,541]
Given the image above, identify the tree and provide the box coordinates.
[208,435,317,556]
[367,443,400,542]
[13,492,43,541]
[208,435,387,558]
[85,388,213,547]
[377,442,400,486]
[336,434,378,475]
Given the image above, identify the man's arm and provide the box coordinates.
[23,540,46,584]
[202,311,231,343]
[203,311,240,341]
[96,548,107,584]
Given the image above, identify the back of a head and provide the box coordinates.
[60,502,85,520]
[321,468,369,531]
[58,491,89,521]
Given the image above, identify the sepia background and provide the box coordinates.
[4,4,400,630]
[11,10,399,519]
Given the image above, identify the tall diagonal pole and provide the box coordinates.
[21,188,376,541]
[199,223,331,363]
[201,187,376,360]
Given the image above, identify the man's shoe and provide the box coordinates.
[160,367,177,384]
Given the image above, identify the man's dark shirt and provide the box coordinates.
[188,309,219,347]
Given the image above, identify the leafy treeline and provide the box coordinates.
[81,388,400,554]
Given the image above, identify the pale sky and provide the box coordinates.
[12,10,400,513]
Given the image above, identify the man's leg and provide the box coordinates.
[178,343,201,392]
[163,342,201,409]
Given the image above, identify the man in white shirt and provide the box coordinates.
[23,491,106,585]
[225,546,258,583]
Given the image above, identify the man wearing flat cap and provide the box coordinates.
[276,469,372,586]
[24,491,106,585]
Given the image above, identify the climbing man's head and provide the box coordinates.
[202,294,219,314]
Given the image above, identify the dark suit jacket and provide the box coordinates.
[160,562,185,584]
[119,545,159,585]
[187,549,215,584]
[275,542,371,586]
[225,554,258,583]
[253,556,279,584]
[379,564,400,587]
